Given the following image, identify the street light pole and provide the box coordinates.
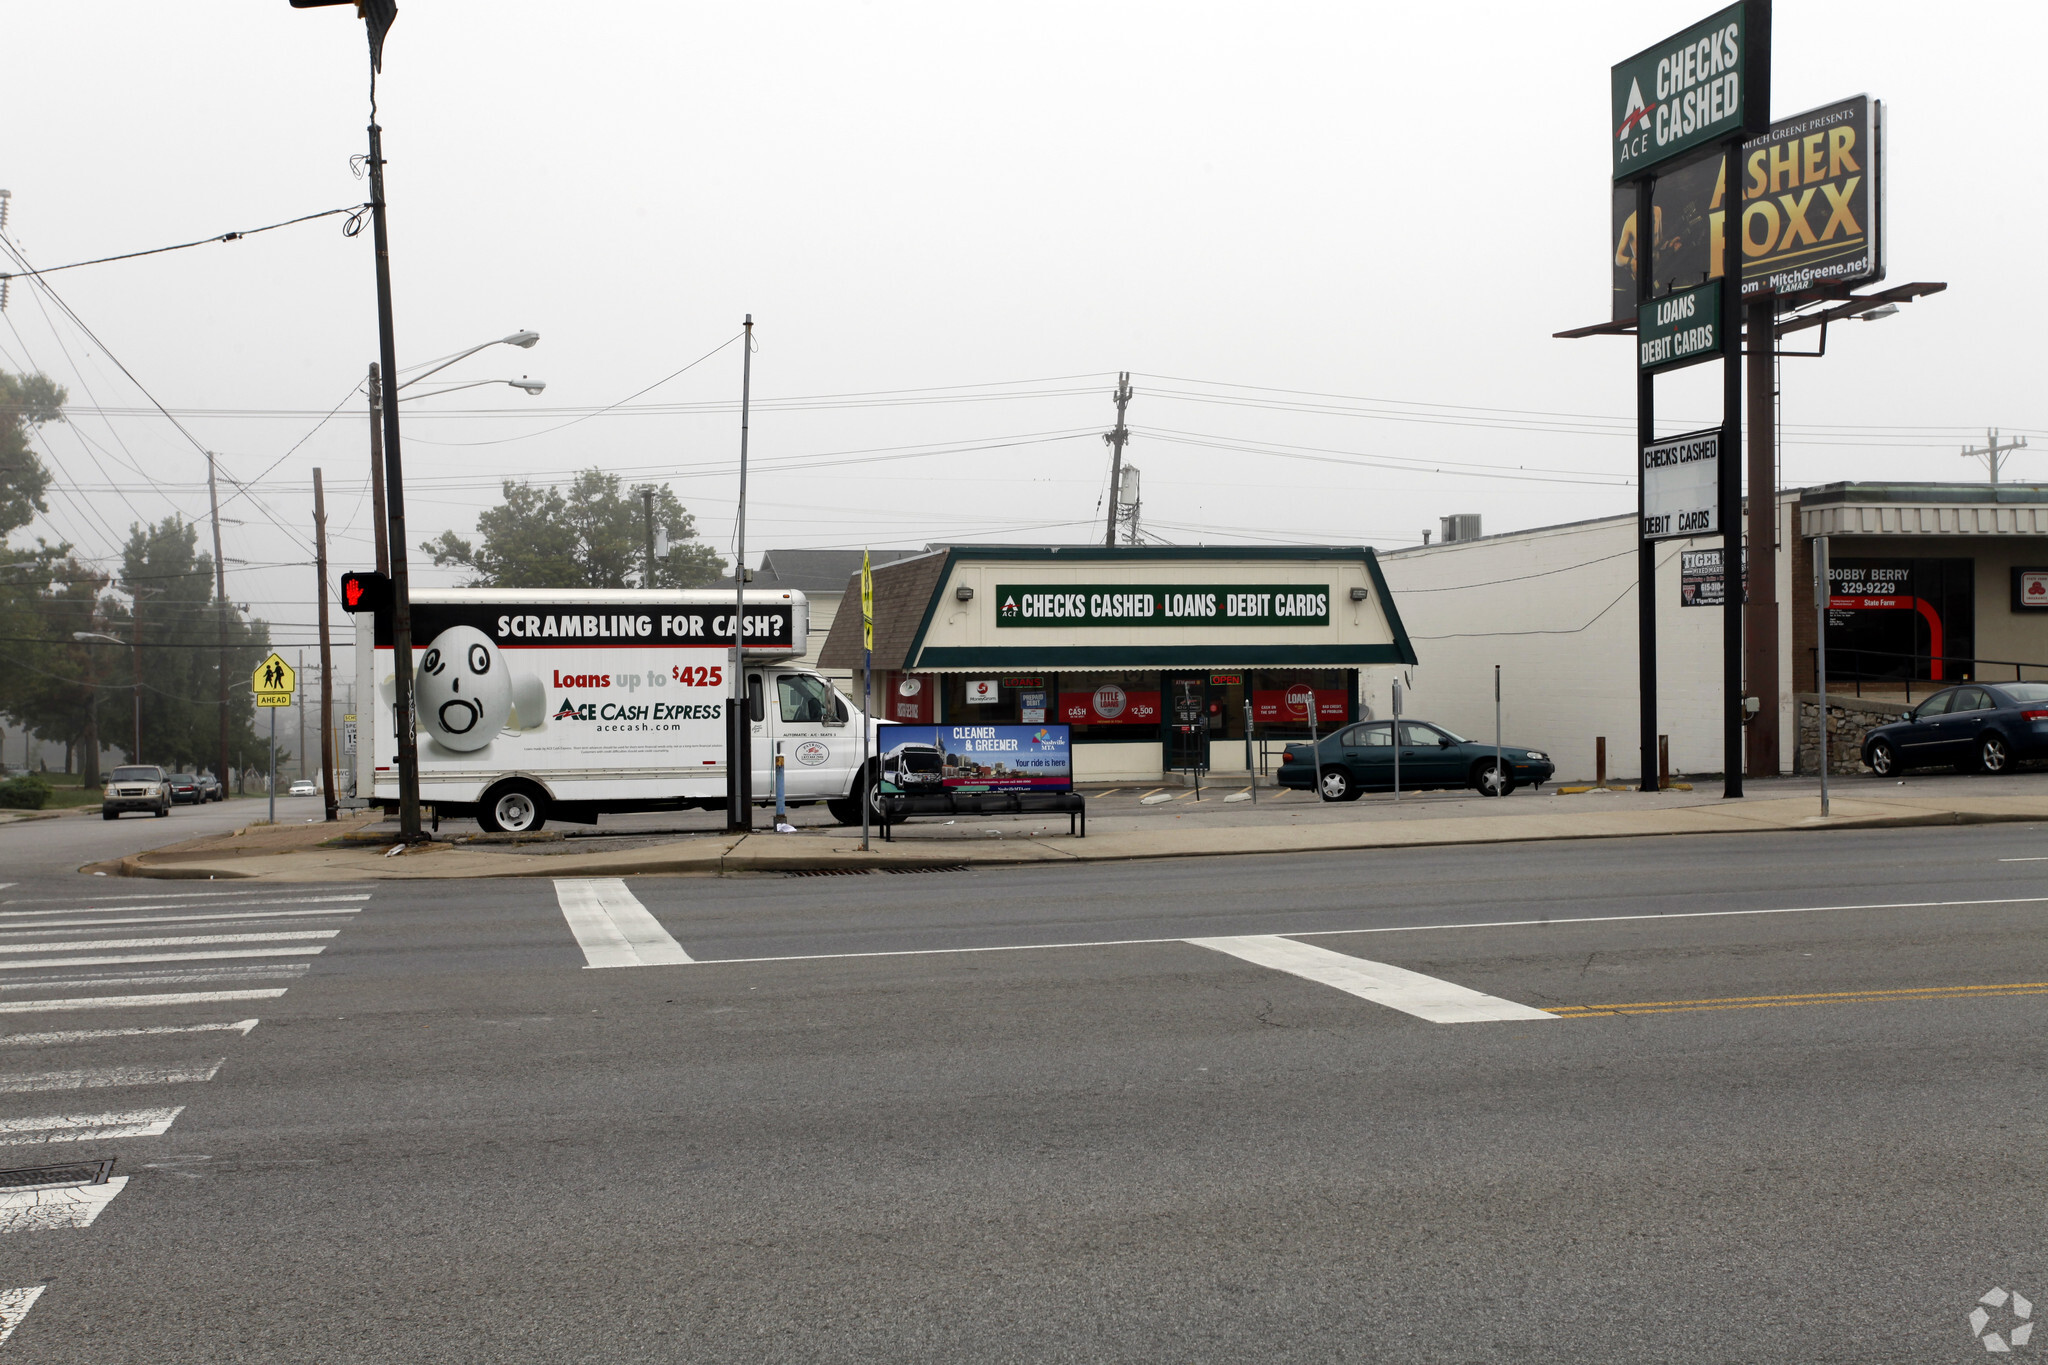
[727,315,754,834]
[364,120,422,840]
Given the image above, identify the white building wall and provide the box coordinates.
[1374,504,1796,785]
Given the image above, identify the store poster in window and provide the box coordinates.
[889,674,935,722]
[1059,682,1162,726]
[1251,685,1346,724]
[877,724,1071,792]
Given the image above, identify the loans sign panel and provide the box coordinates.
[1642,429,1720,540]
[1613,2,1749,180]
[1639,282,1721,373]
[994,585,1330,628]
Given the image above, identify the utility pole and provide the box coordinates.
[298,649,308,780]
[130,591,144,763]
[727,315,754,833]
[367,362,389,574]
[641,485,657,589]
[206,453,230,790]
[1962,429,2028,484]
[314,467,338,820]
[1103,372,1131,547]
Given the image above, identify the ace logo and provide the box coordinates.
[553,698,585,721]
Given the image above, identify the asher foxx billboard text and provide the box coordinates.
[1613,95,1882,321]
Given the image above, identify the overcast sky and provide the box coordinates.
[4,1,2042,656]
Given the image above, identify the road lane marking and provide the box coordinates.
[554,880,693,968]
[1999,857,2048,863]
[0,1021,259,1047]
[0,931,338,955]
[0,1061,224,1094]
[0,1286,43,1343]
[0,1177,128,1233]
[1187,935,1556,1023]
[1552,981,2048,1018]
[0,989,286,1014]
[0,947,323,972]
[0,1107,183,1144]
[671,893,2048,969]
[0,908,361,933]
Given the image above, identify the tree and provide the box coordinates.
[423,471,724,589]
[0,370,64,536]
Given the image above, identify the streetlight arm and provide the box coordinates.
[393,331,539,392]
[396,377,546,402]
[72,631,125,644]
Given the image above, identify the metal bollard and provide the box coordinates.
[774,743,786,824]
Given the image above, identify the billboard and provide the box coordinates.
[876,724,1072,793]
[1612,3,1750,180]
[1613,95,1883,319]
[1642,430,1719,540]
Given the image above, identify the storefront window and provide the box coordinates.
[941,674,1036,724]
[879,672,936,723]
[1249,670,1349,736]
[1058,671,1162,741]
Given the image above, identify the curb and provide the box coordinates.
[93,799,2048,881]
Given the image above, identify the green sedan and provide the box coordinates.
[1275,719,1555,801]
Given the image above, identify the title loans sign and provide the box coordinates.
[995,585,1330,628]
[1642,429,1720,540]
[1613,3,1748,179]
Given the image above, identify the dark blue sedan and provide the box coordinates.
[1861,681,2048,776]
[1275,719,1555,801]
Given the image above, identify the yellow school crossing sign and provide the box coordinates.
[253,652,295,708]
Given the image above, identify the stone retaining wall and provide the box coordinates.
[1794,692,1908,776]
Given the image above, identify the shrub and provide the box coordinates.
[0,776,53,811]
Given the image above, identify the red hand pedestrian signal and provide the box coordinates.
[338,570,388,614]
[345,579,363,608]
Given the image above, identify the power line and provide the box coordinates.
[0,206,367,281]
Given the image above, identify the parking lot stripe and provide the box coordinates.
[0,1106,184,1144]
[1188,935,1557,1023]
[554,880,694,969]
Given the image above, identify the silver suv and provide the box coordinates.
[102,765,171,820]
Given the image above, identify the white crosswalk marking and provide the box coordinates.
[1186,935,1557,1024]
[554,879,693,968]
[0,1177,128,1233]
[0,1021,258,1047]
[0,892,368,913]
[0,988,286,1014]
[0,1285,43,1342]
[0,907,361,932]
[0,947,323,972]
[0,931,338,955]
[0,1107,184,1144]
[0,1061,224,1094]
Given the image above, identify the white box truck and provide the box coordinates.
[350,587,880,832]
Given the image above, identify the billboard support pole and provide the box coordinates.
[1815,534,1830,816]
[1635,174,1658,794]
[1719,134,1745,801]
[1745,299,1779,778]
[726,315,754,834]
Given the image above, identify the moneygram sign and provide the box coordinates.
[1613,3,1749,180]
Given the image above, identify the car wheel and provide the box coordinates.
[155,802,169,817]
[478,781,547,834]
[1474,760,1515,798]
[1978,733,2012,775]
[1866,738,1897,777]
[1318,767,1353,802]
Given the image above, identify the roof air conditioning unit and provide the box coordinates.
[1439,514,1482,544]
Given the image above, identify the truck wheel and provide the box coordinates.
[479,781,548,834]
[827,774,879,826]
[103,809,117,821]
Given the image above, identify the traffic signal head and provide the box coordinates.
[339,570,390,614]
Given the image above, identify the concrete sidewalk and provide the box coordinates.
[94,787,2048,881]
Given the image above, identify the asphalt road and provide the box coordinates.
[0,822,2045,1362]
[0,794,332,880]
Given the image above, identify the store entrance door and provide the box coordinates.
[1165,674,1209,773]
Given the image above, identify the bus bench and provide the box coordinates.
[876,791,1087,841]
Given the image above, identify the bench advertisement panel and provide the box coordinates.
[878,724,1072,794]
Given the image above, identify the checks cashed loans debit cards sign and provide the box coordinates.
[995,586,1329,627]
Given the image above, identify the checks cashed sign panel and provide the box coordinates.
[1642,430,1720,540]
[995,585,1330,627]
[1612,2,1749,180]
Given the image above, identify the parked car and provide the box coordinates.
[1861,681,2048,776]
[287,778,319,797]
[194,773,224,803]
[167,773,202,805]
[1276,719,1555,801]
[102,765,171,819]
